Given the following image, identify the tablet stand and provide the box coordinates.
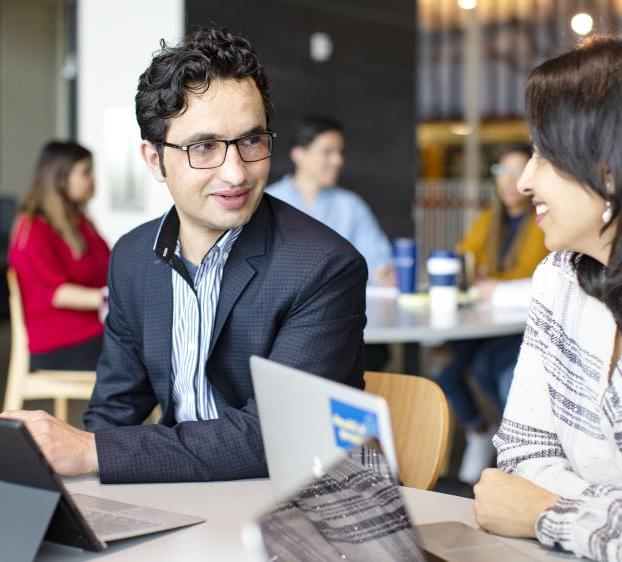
[0,481,60,562]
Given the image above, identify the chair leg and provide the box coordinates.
[441,407,457,477]
[3,378,24,412]
[145,405,162,425]
[54,398,69,422]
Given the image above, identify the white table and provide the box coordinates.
[365,294,528,345]
[36,478,565,561]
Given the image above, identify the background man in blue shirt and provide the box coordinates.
[268,115,395,287]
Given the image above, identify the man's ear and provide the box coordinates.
[140,140,166,183]
[290,146,305,167]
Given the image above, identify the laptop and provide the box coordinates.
[0,418,204,554]
[250,355,399,501]
[249,357,539,561]
[243,438,430,562]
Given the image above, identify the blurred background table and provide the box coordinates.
[365,291,528,345]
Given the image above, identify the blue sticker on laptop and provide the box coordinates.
[330,398,379,450]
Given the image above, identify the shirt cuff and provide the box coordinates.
[535,496,583,551]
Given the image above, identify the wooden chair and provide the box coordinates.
[3,269,96,422]
[364,371,449,490]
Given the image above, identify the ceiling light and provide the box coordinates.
[571,13,593,35]
[309,32,333,62]
[457,0,477,8]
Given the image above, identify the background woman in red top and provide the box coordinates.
[9,141,110,370]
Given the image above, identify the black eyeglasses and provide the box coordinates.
[159,132,277,169]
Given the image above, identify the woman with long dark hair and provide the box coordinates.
[473,36,622,560]
[9,140,110,370]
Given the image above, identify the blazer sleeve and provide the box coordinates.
[92,245,367,484]
[83,244,158,431]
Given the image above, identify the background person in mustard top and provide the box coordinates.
[459,145,548,291]
[8,141,110,371]
[435,145,548,486]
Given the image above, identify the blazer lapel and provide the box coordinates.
[209,197,271,355]
[143,255,174,417]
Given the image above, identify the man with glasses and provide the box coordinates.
[1,26,367,483]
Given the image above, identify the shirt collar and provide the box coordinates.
[153,206,243,282]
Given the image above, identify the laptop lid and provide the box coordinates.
[0,418,105,552]
[243,438,431,562]
[243,427,537,562]
[250,356,399,500]
[0,419,205,552]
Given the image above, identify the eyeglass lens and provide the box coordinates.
[188,133,273,169]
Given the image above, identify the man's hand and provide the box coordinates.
[0,410,98,476]
[474,468,559,538]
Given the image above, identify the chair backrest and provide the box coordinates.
[364,371,449,490]
[4,269,98,421]
[4,269,30,410]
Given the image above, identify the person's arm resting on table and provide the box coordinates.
[474,261,622,560]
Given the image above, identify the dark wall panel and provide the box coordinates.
[186,0,415,238]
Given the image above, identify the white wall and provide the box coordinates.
[0,0,66,199]
[78,0,183,245]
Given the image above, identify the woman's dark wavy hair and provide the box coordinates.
[135,24,272,166]
[525,35,622,328]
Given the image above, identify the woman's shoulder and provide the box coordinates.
[469,207,494,233]
[532,250,580,297]
[8,215,55,263]
[537,250,576,277]
[11,214,55,244]
[456,208,492,252]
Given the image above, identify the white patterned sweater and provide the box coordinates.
[494,251,622,561]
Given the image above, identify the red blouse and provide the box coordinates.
[8,214,111,354]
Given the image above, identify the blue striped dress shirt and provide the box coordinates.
[170,226,242,422]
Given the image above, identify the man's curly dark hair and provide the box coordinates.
[135,25,272,151]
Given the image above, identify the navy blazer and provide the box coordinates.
[84,194,367,483]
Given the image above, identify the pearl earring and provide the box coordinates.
[602,201,613,224]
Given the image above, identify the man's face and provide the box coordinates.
[293,130,344,188]
[143,77,270,238]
